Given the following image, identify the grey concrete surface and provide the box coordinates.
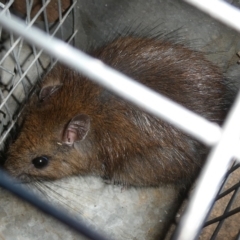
[0,177,181,240]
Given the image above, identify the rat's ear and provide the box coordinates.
[39,85,62,101]
[62,114,90,146]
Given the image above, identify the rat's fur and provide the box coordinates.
[4,36,232,187]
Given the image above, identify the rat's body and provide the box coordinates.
[4,36,231,187]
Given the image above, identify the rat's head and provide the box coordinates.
[4,66,94,182]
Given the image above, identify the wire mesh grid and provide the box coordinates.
[0,0,77,147]
[0,0,239,240]
[174,162,240,240]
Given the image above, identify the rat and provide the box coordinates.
[3,36,232,187]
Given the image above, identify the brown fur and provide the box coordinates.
[4,36,230,187]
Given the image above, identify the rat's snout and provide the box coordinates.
[3,148,34,181]
[4,156,38,183]
[4,156,23,178]
[4,164,29,183]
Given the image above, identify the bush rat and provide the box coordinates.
[4,36,232,187]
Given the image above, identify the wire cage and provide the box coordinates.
[0,0,240,240]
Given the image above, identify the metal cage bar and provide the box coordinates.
[173,1,240,239]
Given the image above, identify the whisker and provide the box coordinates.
[35,180,88,216]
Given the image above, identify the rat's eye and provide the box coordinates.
[32,156,49,169]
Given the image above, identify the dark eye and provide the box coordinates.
[32,156,49,169]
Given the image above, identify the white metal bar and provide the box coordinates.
[51,1,77,36]
[0,65,15,76]
[57,0,64,39]
[0,13,223,146]
[234,143,240,161]
[26,0,41,81]
[184,0,240,33]
[173,90,240,240]
[173,1,240,239]
[0,0,14,15]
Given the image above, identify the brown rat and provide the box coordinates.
[4,36,231,187]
